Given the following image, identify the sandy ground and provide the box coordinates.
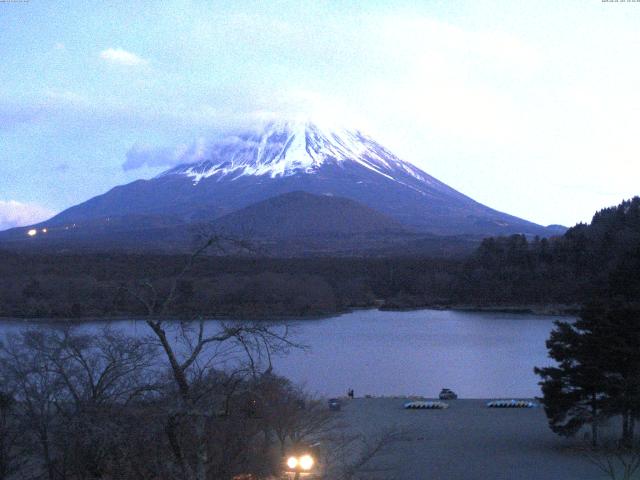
[334,398,613,480]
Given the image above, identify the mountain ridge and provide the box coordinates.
[0,119,565,252]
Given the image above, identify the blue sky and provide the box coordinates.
[1,0,640,230]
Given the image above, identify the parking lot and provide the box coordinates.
[335,398,611,479]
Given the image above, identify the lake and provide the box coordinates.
[277,309,562,398]
[0,309,564,398]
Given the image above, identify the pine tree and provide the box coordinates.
[535,317,608,446]
[536,302,640,446]
[588,304,640,446]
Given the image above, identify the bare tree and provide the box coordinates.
[126,234,303,480]
[0,327,160,480]
[141,319,297,480]
[46,327,159,479]
[252,374,334,457]
[0,391,25,480]
[0,330,65,480]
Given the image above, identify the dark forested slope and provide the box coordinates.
[454,197,640,306]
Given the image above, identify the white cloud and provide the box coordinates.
[0,200,56,231]
[123,139,209,171]
[99,48,148,66]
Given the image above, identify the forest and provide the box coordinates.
[458,196,640,306]
[0,253,459,319]
[0,197,639,320]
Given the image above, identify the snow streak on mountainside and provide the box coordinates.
[161,121,453,197]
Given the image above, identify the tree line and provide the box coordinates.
[456,197,640,306]
[0,253,459,319]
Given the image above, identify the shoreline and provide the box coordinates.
[0,303,578,324]
[327,395,540,401]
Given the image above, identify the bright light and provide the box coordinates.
[286,457,298,469]
[299,454,314,471]
[41,228,47,233]
[27,229,37,237]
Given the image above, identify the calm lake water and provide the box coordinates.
[0,309,565,398]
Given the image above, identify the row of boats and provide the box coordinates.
[404,399,537,410]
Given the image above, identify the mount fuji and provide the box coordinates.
[0,120,563,253]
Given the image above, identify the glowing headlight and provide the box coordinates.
[286,456,298,469]
[299,454,314,470]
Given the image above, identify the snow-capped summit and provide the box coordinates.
[162,120,430,186]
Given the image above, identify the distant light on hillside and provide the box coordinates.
[27,229,37,237]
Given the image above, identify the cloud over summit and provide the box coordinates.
[123,139,210,171]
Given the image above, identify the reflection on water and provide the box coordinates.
[0,309,564,398]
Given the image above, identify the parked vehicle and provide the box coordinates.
[283,442,323,479]
[439,388,458,400]
[327,398,341,411]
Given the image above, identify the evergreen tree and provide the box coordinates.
[586,303,640,446]
[535,317,608,446]
[536,302,640,446]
